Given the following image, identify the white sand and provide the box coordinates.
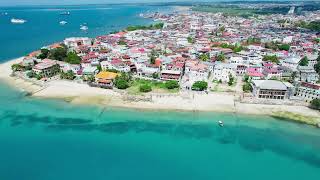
[1,58,320,125]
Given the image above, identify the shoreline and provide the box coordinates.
[1,58,320,127]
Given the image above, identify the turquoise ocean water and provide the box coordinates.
[0,5,320,180]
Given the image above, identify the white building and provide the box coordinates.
[295,82,320,102]
[64,37,92,49]
[212,62,236,82]
[282,56,300,71]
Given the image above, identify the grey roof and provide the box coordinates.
[252,80,292,90]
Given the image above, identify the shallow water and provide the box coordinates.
[0,82,319,180]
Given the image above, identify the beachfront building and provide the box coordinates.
[212,62,236,82]
[184,60,209,82]
[295,82,320,102]
[95,71,119,87]
[251,80,293,100]
[32,59,60,77]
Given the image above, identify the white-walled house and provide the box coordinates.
[64,37,92,49]
[212,62,237,82]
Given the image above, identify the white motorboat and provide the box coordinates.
[60,11,70,15]
[11,18,26,24]
[80,25,88,31]
[218,120,224,127]
[59,21,67,25]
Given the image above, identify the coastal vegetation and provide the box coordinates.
[126,22,164,31]
[114,72,131,89]
[127,79,179,94]
[37,46,81,64]
[139,84,152,92]
[192,81,208,91]
[310,99,320,110]
[60,70,75,80]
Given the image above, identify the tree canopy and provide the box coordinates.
[192,81,208,91]
[263,55,279,64]
[310,99,320,110]
[139,84,152,92]
[165,80,179,89]
[65,52,81,64]
[299,56,309,66]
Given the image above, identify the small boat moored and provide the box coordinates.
[218,120,224,127]
[11,18,27,24]
[59,21,67,25]
[60,11,70,15]
[80,25,88,31]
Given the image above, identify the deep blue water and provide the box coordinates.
[0,4,320,180]
[0,4,167,62]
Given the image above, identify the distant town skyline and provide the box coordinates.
[0,0,299,7]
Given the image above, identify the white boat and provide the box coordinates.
[59,21,67,25]
[80,25,88,31]
[11,18,26,24]
[218,120,224,127]
[60,11,70,15]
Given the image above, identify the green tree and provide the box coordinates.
[263,55,279,64]
[118,40,127,46]
[139,84,152,92]
[49,47,67,61]
[299,56,309,66]
[187,36,194,44]
[199,53,210,61]
[152,72,159,79]
[165,80,179,89]
[114,78,129,89]
[35,74,43,80]
[38,48,50,59]
[278,44,290,51]
[60,70,75,80]
[87,75,95,82]
[315,62,320,74]
[114,72,131,89]
[11,64,23,72]
[97,65,102,72]
[242,82,252,92]
[192,81,208,91]
[216,53,225,62]
[310,99,320,110]
[228,74,234,86]
[26,71,34,78]
[65,52,81,64]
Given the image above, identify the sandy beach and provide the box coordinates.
[1,58,320,126]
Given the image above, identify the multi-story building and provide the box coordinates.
[251,80,293,100]
[32,59,60,77]
[295,82,320,102]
